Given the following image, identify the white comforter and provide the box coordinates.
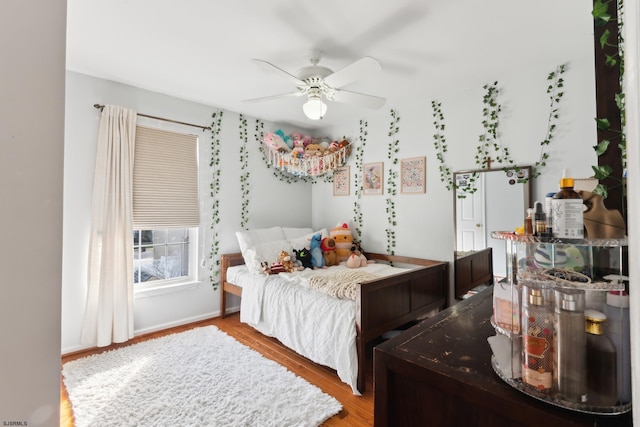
[228,263,409,395]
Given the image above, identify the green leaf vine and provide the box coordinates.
[385,109,400,255]
[432,64,566,196]
[352,119,368,241]
[208,110,223,290]
[239,114,250,229]
[591,0,626,215]
[533,64,566,178]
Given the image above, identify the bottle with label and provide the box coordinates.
[524,208,533,235]
[552,170,584,241]
[585,309,617,407]
[522,284,553,393]
[602,289,631,404]
[545,192,556,235]
[553,289,587,402]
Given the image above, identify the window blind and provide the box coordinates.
[133,126,199,229]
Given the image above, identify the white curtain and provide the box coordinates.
[81,105,137,347]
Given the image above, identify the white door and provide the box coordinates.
[455,173,486,251]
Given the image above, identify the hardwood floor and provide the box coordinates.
[60,313,374,426]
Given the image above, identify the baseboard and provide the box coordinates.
[61,305,240,356]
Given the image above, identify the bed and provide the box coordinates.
[220,247,448,394]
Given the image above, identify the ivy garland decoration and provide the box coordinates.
[208,110,224,290]
[432,64,566,196]
[352,119,368,241]
[533,64,566,178]
[385,109,400,255]
[239,114,250,229]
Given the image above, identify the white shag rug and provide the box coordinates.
[62,326,342,427]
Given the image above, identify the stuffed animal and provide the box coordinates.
[304,143,324,157]
[347,241,368,268]
[294,248,313,269]
[260,261,271,275]
[330,223,353,261]
[279,250,296,273]
[263,132,290,153]
[275,129,293,149]
[321,237,339,266]
[309,233,326,269]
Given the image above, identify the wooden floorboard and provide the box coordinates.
[60,313,374,426]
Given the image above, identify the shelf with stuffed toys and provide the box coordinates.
[262,129,351,177]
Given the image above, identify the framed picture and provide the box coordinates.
[400,156,426,194]
[333,166,350,196]
[363,162,384,195]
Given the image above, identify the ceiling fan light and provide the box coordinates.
[303,96,327,120]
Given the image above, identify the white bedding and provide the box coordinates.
[227,262,410,395]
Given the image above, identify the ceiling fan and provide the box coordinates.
[244,49,386,120]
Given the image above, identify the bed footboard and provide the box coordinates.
[355,253,449,392]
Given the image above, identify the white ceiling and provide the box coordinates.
[66,0,592,130]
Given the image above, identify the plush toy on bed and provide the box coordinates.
[279,250,296,273]
[321,237,339,267]
[293,247,313,269]
[309,233,326,269]
[346,241,368,268]
[330,223,353,261]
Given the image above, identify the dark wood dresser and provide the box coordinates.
[374,287,632,427]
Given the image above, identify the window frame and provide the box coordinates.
[133,226,200,296]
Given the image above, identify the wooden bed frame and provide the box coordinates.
[219,252,449,393]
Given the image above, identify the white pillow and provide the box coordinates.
[243,240,293,275]
[287,228,329,251]
[282,227,314,239]
[235,226,286,255]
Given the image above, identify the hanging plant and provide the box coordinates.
[533,64,566,178]
[432,64,566,197]
[208,110,224,290]
[477,81,516,169]
[385,109,400,255]
[352,119,367,241]
[239,114,250,229]
[591,0,626,222]
[432,100,479,196]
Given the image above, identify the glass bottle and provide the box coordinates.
[552,169,584,241]
[524,208,533,235]
[585,309,617,407]
[522,283,553,393]
[553,289,587,402]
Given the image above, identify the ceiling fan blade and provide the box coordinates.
[323,57,382,88]
[328,89,386,109]
[251,59,305,86]
[243,91,305,103]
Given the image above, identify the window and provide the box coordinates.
[132,126,200,291]
[133,228,197,285]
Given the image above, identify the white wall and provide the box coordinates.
[0,1,65,425]
[312,55,597,304]
[62,71,313,353]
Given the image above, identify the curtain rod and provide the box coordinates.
[93,104,212,131]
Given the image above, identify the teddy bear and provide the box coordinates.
[304,143,324,157]
[275,129,293,150]
[321,237,338,267]
[330,223,353,261]
[279,250,296,273]
[293,248,313,269]
[308,233,326,269]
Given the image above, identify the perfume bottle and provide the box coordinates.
[522,284,553,393]
[585,309,617,407]
[553,289,587,402]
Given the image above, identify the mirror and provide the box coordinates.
[453,166,532,299]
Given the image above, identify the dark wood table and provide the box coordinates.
[374,287,632,427]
